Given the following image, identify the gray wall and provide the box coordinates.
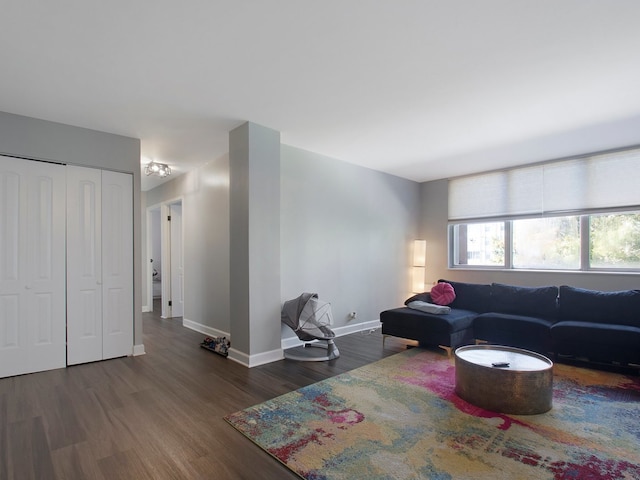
[229,123,281,360]
[0,111,139,172]
[142,142,422,349]
[280,145,421,339]
[144,154,231,334]
[421,178,640,291]
[0,111,143,346]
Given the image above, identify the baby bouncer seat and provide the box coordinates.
[281,292,340,361]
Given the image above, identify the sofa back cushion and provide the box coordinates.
[558,286,640,327]
[491,283,559,320]
[438,279,492,313]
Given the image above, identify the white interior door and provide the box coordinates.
[66,166,103,365]
[0,156,66,377]
[101,170,133,359]
[67,167,133,364]
[169,202,184,317]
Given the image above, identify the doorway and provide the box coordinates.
[149,207,162,304]
[146,198,184,319]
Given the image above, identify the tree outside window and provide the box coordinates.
[590,212,640,269]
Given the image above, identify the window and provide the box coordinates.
[452,222,504,267]
[590,212,640,269]
[448,146,640,272]
[512,216,580,270]
[451,213,639,271]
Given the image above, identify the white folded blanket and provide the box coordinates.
[407,300,451,315]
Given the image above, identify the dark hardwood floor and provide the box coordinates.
[0,302,411,479]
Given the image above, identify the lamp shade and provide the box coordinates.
[412,266,426,293]
[413,240,426,266]
[412,240,426,293]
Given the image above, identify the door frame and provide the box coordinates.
[145,204,160,313]
[145,196,184,319]
[169,201,184,318]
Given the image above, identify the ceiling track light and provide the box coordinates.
[144,160,171,178]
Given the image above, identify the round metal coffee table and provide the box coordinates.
[454,345,553,415]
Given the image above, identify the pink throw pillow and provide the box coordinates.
[430,282,456,306]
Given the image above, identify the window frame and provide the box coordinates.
[449,210,640,273]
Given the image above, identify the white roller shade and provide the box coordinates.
[449,148,640,220]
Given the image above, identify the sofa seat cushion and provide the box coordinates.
[558,286,640,327]
[473,312,554,354]
[551,321,640,364]
[551,321,640,349]
[490,283,559,320]
[381,307,477,334]
[381,307,477,348]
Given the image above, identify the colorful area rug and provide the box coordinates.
[224,348,640,479]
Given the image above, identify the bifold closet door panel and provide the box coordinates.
[67,166,133,365]
[66,166,103,365]
[0,156,66,378]
[101,170,133,360]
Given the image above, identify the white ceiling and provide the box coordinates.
[2,1,640,191]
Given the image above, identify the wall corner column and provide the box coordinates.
[229,122,282,366]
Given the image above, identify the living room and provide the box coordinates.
[1,2,640,478]
[142,127,640,363]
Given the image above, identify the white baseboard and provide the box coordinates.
[228,347,284,368]
[333,319,382,337]
[185,318,381,368]
[281,319,382,350]
[183,317,230,339]
[142,305,151,313]
[133,344,146,356]
[182,318,284,367]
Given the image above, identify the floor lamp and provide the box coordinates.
[412,240,426,293]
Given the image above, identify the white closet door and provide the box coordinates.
[101,170,133,360]
[66,166,103,365]
[0,156,66,377]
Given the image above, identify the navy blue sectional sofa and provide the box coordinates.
[380,280,640,366]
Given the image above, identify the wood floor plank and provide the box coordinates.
[0,393,8,479]
[40,384,87,450]
[51,443,105,480]
[7,419,31,479]
[97,449,157,480]
[6,417,56,480]
[0,301,409,479]
[67,389,138,461]
[5,377,43,424]
[30,416,57,479]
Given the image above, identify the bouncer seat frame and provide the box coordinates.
[281,292,340,362]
